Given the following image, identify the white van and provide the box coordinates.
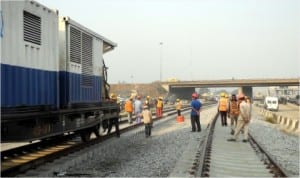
[264,97,279,111]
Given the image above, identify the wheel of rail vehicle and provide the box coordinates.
[93,124,101,138]
[80,130,92,142]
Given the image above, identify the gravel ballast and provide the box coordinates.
[249,107,299,177]
[65,107,217,177]
[35,105,298,177]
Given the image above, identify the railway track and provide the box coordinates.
[2,103,289,177]
[1,103,209,177]
[196,113,288,177]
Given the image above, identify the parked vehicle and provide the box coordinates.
[264,97,279,111]
[278,96,287,104]
[288,95,300,106]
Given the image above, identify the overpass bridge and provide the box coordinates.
[161,78,300,99]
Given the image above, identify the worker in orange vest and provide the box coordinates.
[124,97,134,124]
[227,93,251,142]
[218,93,229,126]
[228,94,239,134]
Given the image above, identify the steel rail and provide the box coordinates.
[196,114,288,177]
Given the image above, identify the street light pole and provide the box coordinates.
[130,75,133,85]
[159,42,163,82]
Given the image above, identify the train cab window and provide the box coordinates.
[23,11,41,45]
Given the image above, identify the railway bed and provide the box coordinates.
[2,103,297,177]
[197,116,287,177]
[1,104,201,177]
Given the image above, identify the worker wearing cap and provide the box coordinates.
[141,105,153,138]
[125,97,134,124]
[218,92,229,126]
[156,97,164,118]
[107,93,120,137]
[227,93,251,142]
[175,98,182,116]
[144,95,151,109]
[245,96,252,119]
[134,95,143,123]
[190,93,202,132]
[228,94,239,135]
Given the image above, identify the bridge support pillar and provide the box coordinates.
[239,86,253,98]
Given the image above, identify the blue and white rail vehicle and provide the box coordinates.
[1,0,119,142]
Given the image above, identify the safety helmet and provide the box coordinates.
[110,93,117,100]
[159,96,163,100]
[192,93,198,98]
[147,96,150,99]
[225,94,229,98]
[220,93,225,97]
[176,99,180,102]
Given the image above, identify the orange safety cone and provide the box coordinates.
[176,115,184,122]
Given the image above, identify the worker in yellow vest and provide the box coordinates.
[218,93,229,126]
[175,98,182,116]
[156,97,164,118]
[144,95,151,109]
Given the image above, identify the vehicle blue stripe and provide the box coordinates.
[59,71,102,107]
[1,64,103,108]
[1,64,58,108]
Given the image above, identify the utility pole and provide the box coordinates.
[159,42,163,82]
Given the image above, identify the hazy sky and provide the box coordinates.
[38,0,300,84]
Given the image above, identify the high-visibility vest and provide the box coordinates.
[157,100,163,108]
[219,98,228,111]
[125,100,133,112]
[175,101,182,110]
[230,100,239,115]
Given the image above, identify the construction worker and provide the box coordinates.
[106,93,120,137]
[218,92,229,126]
[102,93,117,133]
[141,105,153,138]
[228,94,239,135]
[227,93,251,142]
[245,96,252,119]
[190,93,202,132]
[175,98,182,116]
[144,95,151,109]
[156,97,164,118]
[125,97,134,124]
[134,95,143,123]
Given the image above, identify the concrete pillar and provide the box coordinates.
[239,86,253,98]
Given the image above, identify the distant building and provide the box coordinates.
[268,86,299,98]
